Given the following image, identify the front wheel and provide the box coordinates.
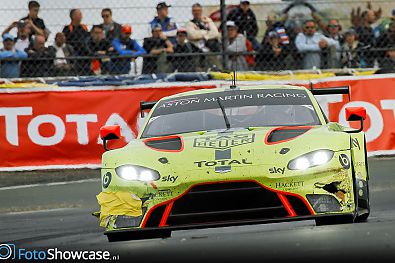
[355,178,370,222]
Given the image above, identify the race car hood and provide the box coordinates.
[102,124,351,171]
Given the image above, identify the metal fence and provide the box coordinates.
[0,0,394,79]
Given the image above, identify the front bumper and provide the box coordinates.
[105,213,354,242]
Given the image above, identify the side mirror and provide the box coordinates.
[345,107,366,133]
[100,125,121,151]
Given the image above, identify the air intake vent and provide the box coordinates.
[266,127,311,144]
[144,136,183,151]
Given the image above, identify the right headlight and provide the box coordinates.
[115,165,160,182]
[287,150,334,170]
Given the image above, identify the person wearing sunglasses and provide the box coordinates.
[295,20,338,69]
[100,8,122,42]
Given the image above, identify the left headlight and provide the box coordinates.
[115,165,160,182]
[287,150,334,170]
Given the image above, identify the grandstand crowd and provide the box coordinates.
[0,0,394,78]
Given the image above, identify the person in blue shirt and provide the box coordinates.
[149,2,178,45]
[0,33,27,78]
[110,24,146,74]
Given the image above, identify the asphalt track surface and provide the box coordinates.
[1,158,395,262]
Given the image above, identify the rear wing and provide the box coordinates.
[140,101,158,117]
[309,84,350,101]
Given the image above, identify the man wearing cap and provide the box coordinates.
[255,31,289,71]
[111,24,146,74]
[0,33,27,78]
[2,21,32,52]
[170,28,198,72]
[149,2,178,45]
[227,1,259,50]
[226,21,248,71]
[341,28,365,68]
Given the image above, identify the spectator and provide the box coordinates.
[111,24,146,75]
[100,8,122,41]
[261,15,298,69]
[2,21,32,52]
[150,2,178,45]
[22,35,55,77]
[255,31,289,71]
[355,10,377,67]
[226,21,248,71]
[49,32,75,76]
[227,1,259,50]
[295,20,338,69]
[84,25,113,74]
[62,9,90,74]
[341,29,365,68]
[185,3,221,71]
[142,25,173,74]
[376,21,395,67]
[322,19,343,68]
[171,28,198,72]
[0,34,27,78]
[380,45,395,71]
[19,1,46,38]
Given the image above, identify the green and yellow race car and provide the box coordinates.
[96,84,370,242]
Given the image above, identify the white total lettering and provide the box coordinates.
[66,114,98,145]
[0,107,32,146]
[380,100,395,120]
[28,115,66,146]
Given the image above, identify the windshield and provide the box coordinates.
[141,89,321,138]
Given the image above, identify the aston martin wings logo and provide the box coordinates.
[193,134,255,150]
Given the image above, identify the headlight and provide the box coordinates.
[115,165,160,181]
[287,150,334,170]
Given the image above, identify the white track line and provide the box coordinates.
[5,208,77,215]
[0,178,100,191]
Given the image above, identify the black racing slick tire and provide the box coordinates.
[355,180,370,222]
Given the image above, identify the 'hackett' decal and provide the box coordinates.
[193,134,255,150]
